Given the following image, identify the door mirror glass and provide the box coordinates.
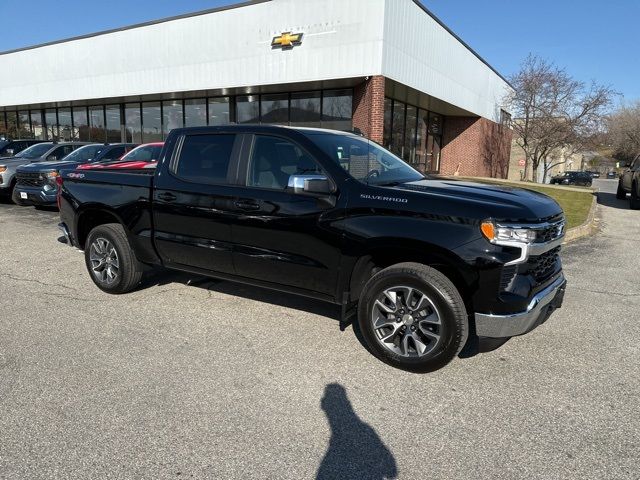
[288,175,334,195]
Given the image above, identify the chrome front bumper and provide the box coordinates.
[475,275,566,338]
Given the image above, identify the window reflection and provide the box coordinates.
[89,106,106,142]
[45,109,58,141]
[185,99,207,127]
[105,105,121,143]
[30,110,45,140]
[72,107,89,141]
[291,92,321,127]
[125,104,142,143]
[142,102,162,142]
[5,112,18,138]
[322,89,352,131]
[58,109,72,141]
[237,95,259,124]
[18,111,31,138]
[162,100,183,137]
[208,97,230,126]
[260,93,288,125]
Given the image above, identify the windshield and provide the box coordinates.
[62,145,103,163]
[309,134,423,186]
[16,143,53,159]
[122,145,162,162]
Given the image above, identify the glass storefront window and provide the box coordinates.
[290,91,321,127]
[428,112,443,135]
[105,105,122,143]
[5,112,18,138]
[208,97,230,125]
[58,109,73,141]
[237,95,259,124]
[142,102,162,142]
[45,109,58,141]
[404,105,417,163]
[125,103,142,143]
[72,107,89,141]
[30,110,45,140]
[426,134,442,173]
[383,98,393,149]
[185,99,207,127]
[89,106,106,142]
[261,93,288,125]
[415,109,428,173]
[162,100,183,137]
[390,102,405,158]
[18,111,32,138]
[322,89,352,131]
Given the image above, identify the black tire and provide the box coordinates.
[631,183,640,210]
[84,223,143,294]
[357,262,468,373]
[616,181,626,199]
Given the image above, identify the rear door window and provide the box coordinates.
[174,134,236,185]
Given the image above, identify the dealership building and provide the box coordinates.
[0,0,513,177]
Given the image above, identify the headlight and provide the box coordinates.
[481,220,537,244]
[0,166,6,173]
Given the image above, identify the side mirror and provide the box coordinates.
[6,149,14,156]
[47,155,57,161]
[288,175,334,195]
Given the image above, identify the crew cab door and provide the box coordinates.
[152,132,244,274]
[229,134,343,297]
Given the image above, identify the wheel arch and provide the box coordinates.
[344,238,476,310]
[76,205,129,250]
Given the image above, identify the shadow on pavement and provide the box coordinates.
[139,267,342,321]
[317,383,398,480]
[598,191,630,210]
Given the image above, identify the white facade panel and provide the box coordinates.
[0,0,385,107]
[381,0,513,122]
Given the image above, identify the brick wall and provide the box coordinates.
[441,116,512,179]
[352,76,385,143]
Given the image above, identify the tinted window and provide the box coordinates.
[175,134,235,184]
[124,145,162,162]
[102,146,126,160]
[248,135,322,191]
[60,145,103,162]
[52,145,75,159]
[16,143,54,159]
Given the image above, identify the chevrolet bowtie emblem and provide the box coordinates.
[271,32,303,49]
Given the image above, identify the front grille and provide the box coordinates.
[527,246,561,283]
[534,221,565,244]
[16,172,46,187]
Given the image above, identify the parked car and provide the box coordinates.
[58,126,567,372]
[13,143,137,206]
[78,142,163,170]
[0,139,46,158]
[606,171,618,179]
[549,171,593,186]
[0,142,90,202]
[616,154,640,209]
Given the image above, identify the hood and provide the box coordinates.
[18,159,80,172]
[387,179,563,222]
[0,156,42,167]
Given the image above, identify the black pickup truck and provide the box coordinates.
[58,125,567,372]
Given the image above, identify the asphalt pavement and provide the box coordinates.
[0,179,638,479]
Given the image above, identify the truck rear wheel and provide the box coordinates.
[84,223,143,294]
[357,262,468,373]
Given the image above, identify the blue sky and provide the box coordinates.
[1,0,638,101]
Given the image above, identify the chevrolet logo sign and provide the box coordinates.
[271,32,303,49]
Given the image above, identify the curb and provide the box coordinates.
[563,194,598,244]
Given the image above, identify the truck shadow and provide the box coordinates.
[139,268,495,361]
[597,191,630,210]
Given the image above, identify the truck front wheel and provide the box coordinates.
[357,263,468,373]
[84,223,143,294]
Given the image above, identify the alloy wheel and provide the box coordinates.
[89,237,120,285]
[371,286,442,357]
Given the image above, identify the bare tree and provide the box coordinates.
[508,54,616,182]
[607,101,640,162]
